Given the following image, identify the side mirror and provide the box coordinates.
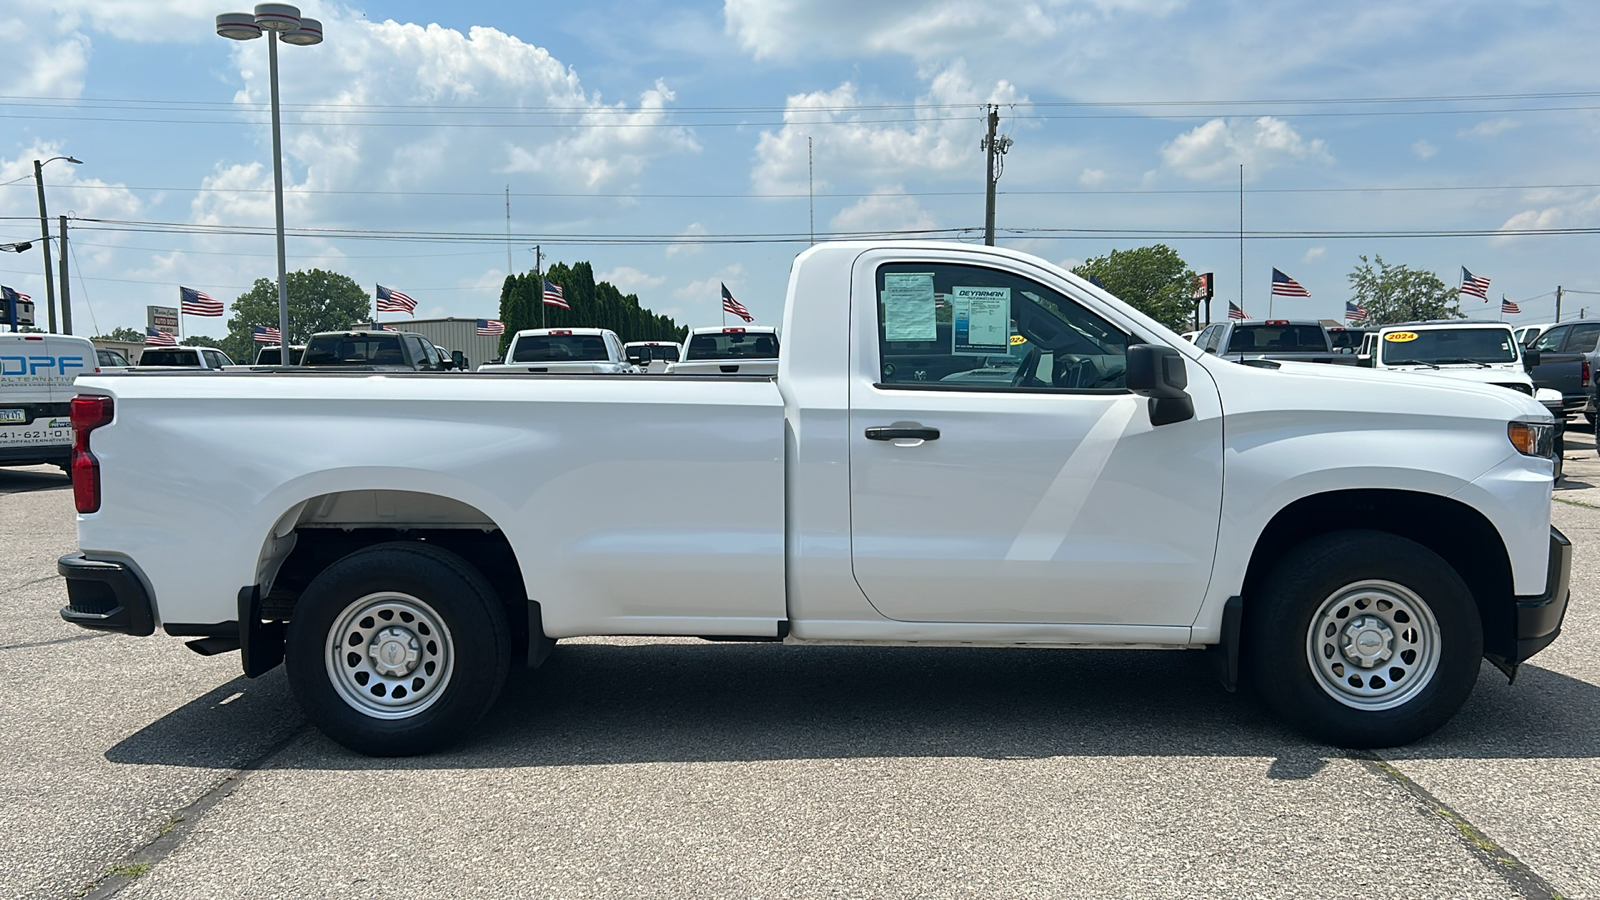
[1126,343,1194,426]
[1523,349,1540,370]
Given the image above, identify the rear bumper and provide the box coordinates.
[0,445,69,466]
[1511,526,1571,664]
[57,554,155,636]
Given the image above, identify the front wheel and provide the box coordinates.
[285,542,511,756]
[1246,530,1482,748]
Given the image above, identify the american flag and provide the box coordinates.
[253,325,282,343]
[721,282,754,322]
[179,286,224,317]
[542,278,569,309]
[476,319,505,336]
[1461,267,1491,300]
[1501,296,1521,315]
[144,327,177,346]
[1270,268,1311,297]
[1228,301,1248,320]
[375,284,417,313]
[1,286,30,302]
[1345,300,1369,323]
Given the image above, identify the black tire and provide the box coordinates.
[285,541,511,756]
[1245,530,1482,748]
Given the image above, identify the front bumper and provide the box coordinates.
[58,554,155,636]
[1511,526,1571,664]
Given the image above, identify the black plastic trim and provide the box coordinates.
[237,585,286,678]
[58,554,156,636]
[1509,526,1572,664]
[164,622,240,638]
[871,382,1128,396]
[0,445,69,465]
[1207,596,1242,692]
[526,599,556,669]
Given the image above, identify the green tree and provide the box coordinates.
[497,262,686,357]
[1072,244,1197,331]
[180,334,221,347]
[223,269,372,363]
[94,326,146,343]
[1346,255,1464,326]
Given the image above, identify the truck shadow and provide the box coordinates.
[0,465,70,494]
[106,642,1600,774]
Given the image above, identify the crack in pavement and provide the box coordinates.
[79,725,312,900]
[1350,750,1567,900]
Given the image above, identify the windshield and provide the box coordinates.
[1380,328,1518,365]
[1226,324,1329,354]
[685,332,779,360]
[1327,330,1365,351]
[139,348,201,366]
[511,334,609,362]
[303,334,408,366]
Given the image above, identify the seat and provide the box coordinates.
[754,337,774,356]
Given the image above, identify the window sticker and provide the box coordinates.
[952,286,1012,356]
[882,272,938,342]
[1384,331,1419,343]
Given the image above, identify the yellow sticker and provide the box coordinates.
[1384,331,1419,343]
[1009,334,1028,345]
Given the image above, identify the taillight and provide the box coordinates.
[1584,360,1591,387]
[70,395,114,514]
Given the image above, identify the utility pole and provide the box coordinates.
[505,185,513,277]
[34,161,57,332]
[982,105,1012,246]
[534,244,544,329]
[1555,285,1563,323]
[58,216,72,334]
[808,136,814,246]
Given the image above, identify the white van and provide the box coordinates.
[0,333,96,471]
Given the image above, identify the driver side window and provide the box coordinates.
[874,262,1130,391]
[1532,326,1569,353]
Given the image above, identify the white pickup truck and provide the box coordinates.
[477,327,636,374]
[666,325,780,376]
[58,242,1570,756]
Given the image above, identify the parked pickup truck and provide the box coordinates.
[1193,319,1351,366]
[478,328,636,375]
[1525,319,1600,420]
[622,340,681,373]
[58,242,1569,757]
[301,330,461,372]
[667,325,780,376]
[137,346,234,369]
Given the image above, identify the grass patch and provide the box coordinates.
[1554,495,1600,510]
[106,862,150,879]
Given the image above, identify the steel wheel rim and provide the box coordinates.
[324,592,454,719]
[1305,579,1442,711]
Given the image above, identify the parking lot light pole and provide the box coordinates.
[216,4,322,350]
[33,155,82,333]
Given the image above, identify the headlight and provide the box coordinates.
[1508,421,1556,458]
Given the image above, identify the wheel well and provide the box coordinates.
[260,492,529,651]
[1241,490,1515,661]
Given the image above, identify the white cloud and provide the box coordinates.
[0,9,91,97]
[1463,118,1519,138]
[599,266,667,293]
[673,264,756,325]
[0,146,143,265]
[1302,247,1326,263]
[1495,192,1600,244]
[1159,117,1333,182]
[1079,168,1107,186]
[1412,139,1438,160]
[725,0,1181,61]
[829,188,938,235]
[665,223,709,257]
[752,61,1022,193]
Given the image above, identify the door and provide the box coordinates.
[847,255,1225,626]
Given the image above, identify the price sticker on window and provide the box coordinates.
[1384,331,1419,343]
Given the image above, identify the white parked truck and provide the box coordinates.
[622,340,681,373]
[58,242,1570,756]
[478,328,635,374]
[666,325,780,376]
[0,332,94,471]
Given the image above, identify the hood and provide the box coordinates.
[1204,357,1551,422]
[1387,365,1534,390]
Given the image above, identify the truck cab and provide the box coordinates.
[1194,319,1343,365]
[667,326,780,376]
[478,328,636,374]
[137,346,234,370]
[301,331,457,371]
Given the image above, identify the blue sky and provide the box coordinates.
[3,0,1600,338]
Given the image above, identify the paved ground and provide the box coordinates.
[2,434,1597,899]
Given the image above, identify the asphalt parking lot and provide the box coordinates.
[3,437,1597,899]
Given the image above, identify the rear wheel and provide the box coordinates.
[285,542,510,756]
[1246,530,1482,748]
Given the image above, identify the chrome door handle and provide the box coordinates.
[865,425,940,441]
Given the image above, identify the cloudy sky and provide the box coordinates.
[3,0,1599,338]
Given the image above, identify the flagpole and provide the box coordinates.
[535,244,544,329]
